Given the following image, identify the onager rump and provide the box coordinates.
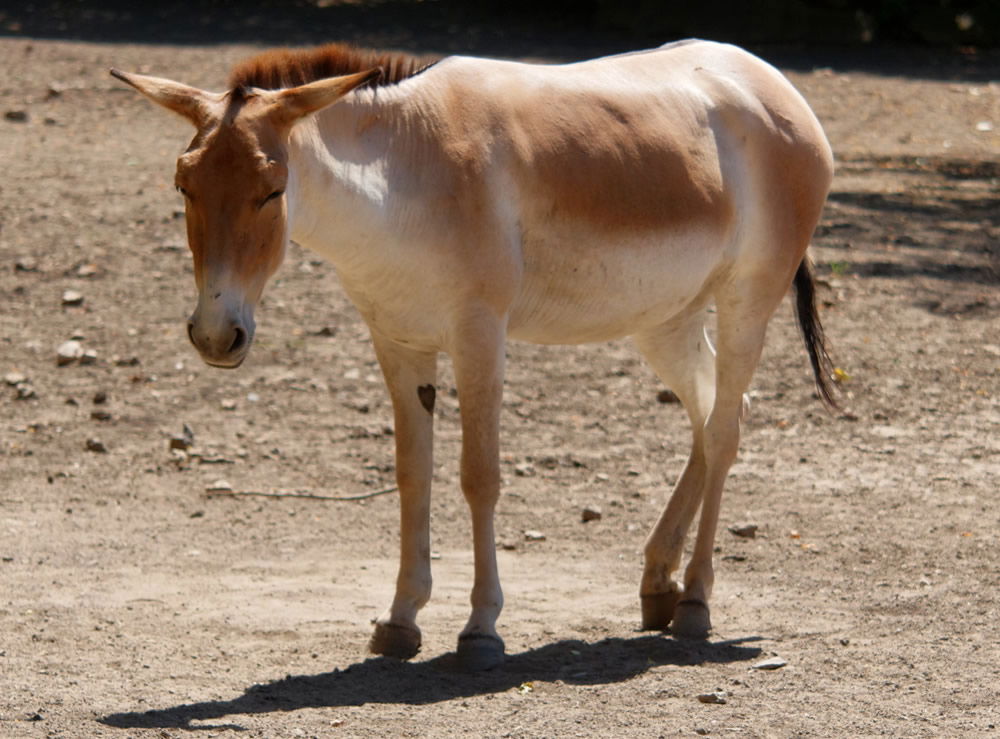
[112,39,835,670]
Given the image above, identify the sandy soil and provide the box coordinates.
[1,20,998,739]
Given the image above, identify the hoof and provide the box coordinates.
[670,599,712,639]
[369,622,421,660]
[641,591,681,631]
[456,633,505,671]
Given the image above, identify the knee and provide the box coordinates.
[460,456,501,505]
[702,414,740,467]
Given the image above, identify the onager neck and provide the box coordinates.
[286,92,389,265]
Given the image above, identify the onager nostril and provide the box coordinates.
[228,326,247,354]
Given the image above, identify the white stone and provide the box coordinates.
[56,340,83,365]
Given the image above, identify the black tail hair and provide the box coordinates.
[793,259,838,410]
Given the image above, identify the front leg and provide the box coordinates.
[451,311,507,671]
[368,333,437,660]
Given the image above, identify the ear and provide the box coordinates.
[110,68,218,128]
[272,68,382,124]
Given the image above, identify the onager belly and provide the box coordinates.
[508,228,726,345]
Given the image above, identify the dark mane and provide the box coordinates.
[228,43,439,91]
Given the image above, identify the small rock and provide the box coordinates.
[93,391,108,404]
[524,530,546,542]
[170,437,192,451]
[205,480,232,493]
[169,424,195,450]
[728,523,758,539]
[694,729,710,736]
[16,384,37,400]
[5,110,29,122]
[75,263,99,277]
[514,463,535,477]
[581,505,602,523]
[752,656,787,671]
[79,349,98,365]
[113,356,140,367]
[220,398,237,411]
[696,691,728,704]
[4,371,26,386]
[61,289,84,306]
[499,540,518,551]
[85,438,108,453]
[56,340,83,366]
[14,258,38,272]
[656,388,680,404]
[90,410,112,421]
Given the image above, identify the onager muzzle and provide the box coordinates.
[186,291,256,369]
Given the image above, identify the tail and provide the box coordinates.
[793,258,838,410]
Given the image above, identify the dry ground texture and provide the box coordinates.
[1,12,998,739]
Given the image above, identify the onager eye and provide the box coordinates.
[261,190,285,208]
[176,185,189,198]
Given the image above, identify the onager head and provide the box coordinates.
[111,67,378,368]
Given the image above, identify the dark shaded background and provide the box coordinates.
[1,0,998,84]
[1,0,998,48]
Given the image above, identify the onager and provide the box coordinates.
[111,39,835,671]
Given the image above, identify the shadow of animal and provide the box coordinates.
[101,634,763,730]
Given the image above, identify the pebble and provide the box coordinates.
[697,691,728,704]
[524,530,546,542]
[205,480,233,493]
[514,462,535,477]
[76,263,99,277]
[4,371,26,386]
[85,438,108,453]
[80,349,98,365]
[581,505,602,523]
[90,410,112,421]
[728,523,758,539]
[61,289,84,306]
[4,110,28,122]
[56,340,83,365]
[220,398,237,411]
[752,656,788,671]
[14,257,38,272]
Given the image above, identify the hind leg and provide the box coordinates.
[633,309,716,631]
[670,294,776,638]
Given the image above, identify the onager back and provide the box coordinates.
[112,39,835,670]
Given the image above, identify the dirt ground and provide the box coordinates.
[1,14,998,739]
